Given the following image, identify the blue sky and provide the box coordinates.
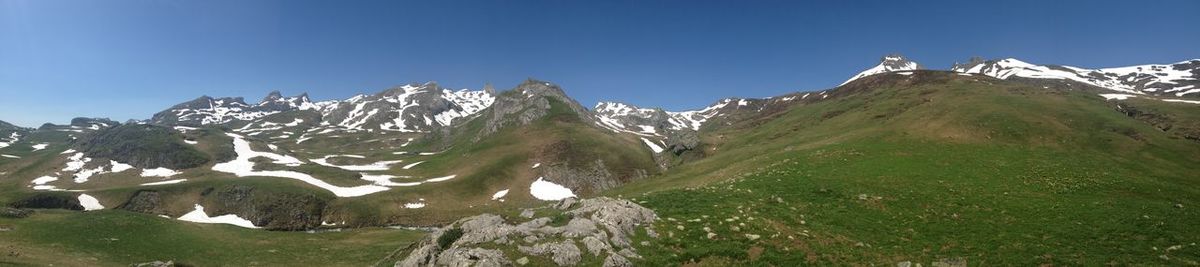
[1,0,1198,127]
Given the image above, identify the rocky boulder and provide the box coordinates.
[396,197,658,267]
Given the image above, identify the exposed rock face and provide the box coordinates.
[118,190,168,215]
[9,193,83,211]
[476,79,595,139]
[203,185,330,230]
[396,197,658,267]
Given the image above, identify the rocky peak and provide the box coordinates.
[879,54,923,70]
[472,79,593,139]
[840,54,923,86]
[262,90,284,102]
[951,56,986,72]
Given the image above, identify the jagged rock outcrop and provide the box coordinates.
[396,197,658,267]
[474,79,594,139]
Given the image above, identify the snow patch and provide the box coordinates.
[178,204,259,228]
[530,177,575,201]
[641,137,664,153]
[492,189,510,200]
[141,167,180,177]
[1100,94,1137,100]
[78,194,104,211]
[141,179,187,186]
[402,161,424,170]
[211,133,388,197]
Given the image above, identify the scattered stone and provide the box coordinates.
[131,261,177,267]
[857,194,869,200]
[897,261,912,267]
[0,208,31,218]
[1176,203,1184,209]
[745,234,761,241]
[520,209,535,218]
[515,256,529,265]
[932,257,966,267]
[707,232,717,239]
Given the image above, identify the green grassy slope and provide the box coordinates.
[612,71,1200,265]
[0,209,423,266]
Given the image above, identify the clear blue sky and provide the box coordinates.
[2,0,1198,127]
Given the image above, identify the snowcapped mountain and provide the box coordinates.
[840,54,923,86]
[151,83,495,132]
[952,57,1200,97]
[151,92,320,126]
[318,82,495,132]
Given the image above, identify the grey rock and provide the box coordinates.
[602,253,633,267]
[433,248,510,267]
[556,197,578,210]
[932,257,967,267]
[562,218,598,237]
[897,261,912,267]
[396,197,658,266]
[520,209,535,218]
[519,241,582,266]
[582,235,611,256]
[515,256,529,265]
[130,261,176,267]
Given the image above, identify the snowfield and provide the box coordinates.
[311,155,403,171]
[211,133,389,197]
[530,177,575,201]
[141,167,181,177]
[178,204,259,228]
[77,194,104,211]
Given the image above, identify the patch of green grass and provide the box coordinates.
[631,139,1199,265]
[437,228,463,249]
[0,209,424,266]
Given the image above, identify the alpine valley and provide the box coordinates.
[2,55,1199,266]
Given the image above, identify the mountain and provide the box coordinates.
[149,93,319,126]
[839,54,923,86]
[952,57,1200,97]
[319,82,494,133]
[0,120,19,131]
[2,55,1199,266]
